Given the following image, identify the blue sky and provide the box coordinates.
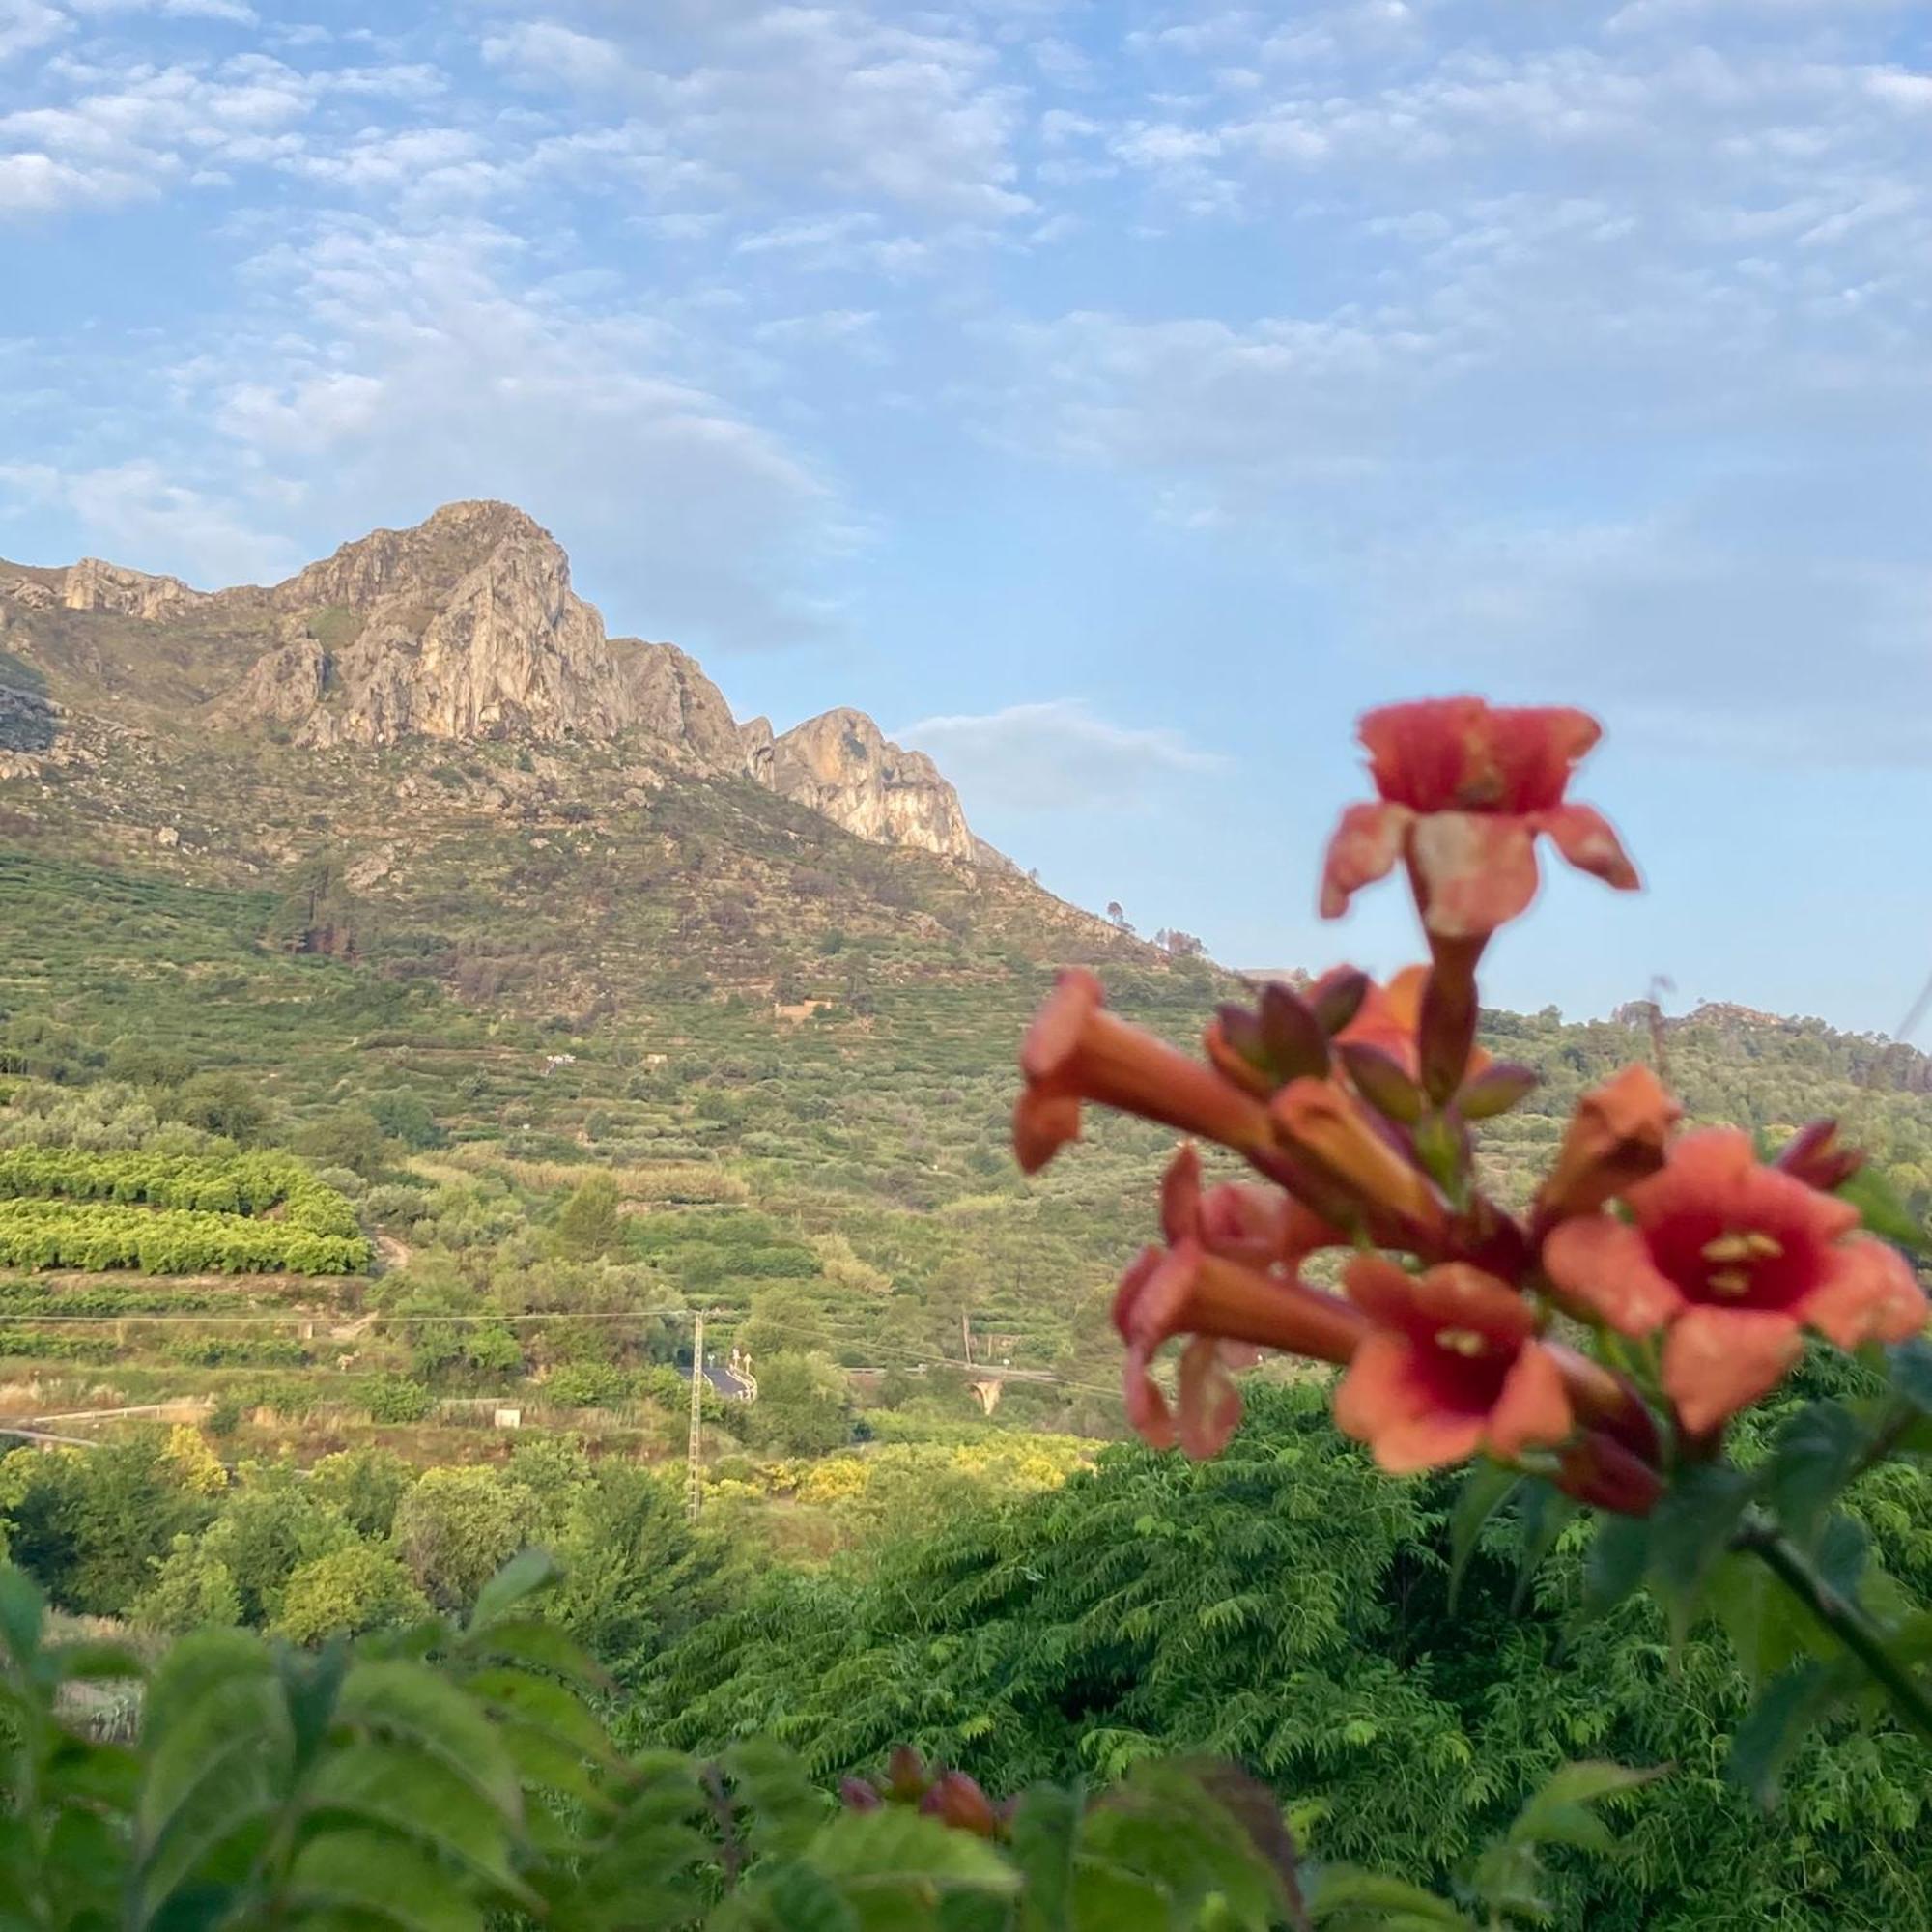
[5,1,1932,1032]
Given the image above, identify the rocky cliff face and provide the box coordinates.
[0,500,992,866]
[757,708,978,863]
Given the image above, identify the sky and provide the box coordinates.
[4,0,1932,1033]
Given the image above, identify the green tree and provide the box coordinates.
[166,1071,268,1143]
[290,1106,389,1178]
[275,1542,430,1643]
[391,1465,537,1612]
[737,1282,831,1364]
[553,1173,622,1261]
[744,1350,851,1456]
[130,1534,243,1633]
[306,1445,417,1540]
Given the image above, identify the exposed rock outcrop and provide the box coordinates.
[62,558,200,621]
[4,499,995,865]
[759,708,978,863]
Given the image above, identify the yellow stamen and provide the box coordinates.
[1707,1268,1751,1298]
[1744,1232,1783,1260]
[1701,1233,1755,1264]
[1435,1327,1489,1357]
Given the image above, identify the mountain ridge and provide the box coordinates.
[0,500,982,866]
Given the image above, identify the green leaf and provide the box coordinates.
[1838,1167,1924,1251]
[719,1861,861,1932]
[1304,1865,1474,1927]
[456,1615,611,1690]
[1577,1514,1650,1623]
[1446,1462,1520,1613]
[1512,1482,1578,1616]
[303,1741,527,1898]
[283,1828,485,1932]
[1761,1402,1864,1552]
[1066,1862,1171,1932]
[1726,1662,1848,1808]
[1647,1464,1753,1642]
[1507,1759,1658,1857]
[724,1737,831,1859]
[468,1549,563,1632]
[1887,1336,1932,1415]
[0,1567,44,1668]
[806,1807,1018,1893]
[1009,1782,1081,1932]
[462,1666,613,1765]
[336,1660,521,1823]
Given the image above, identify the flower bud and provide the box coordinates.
[1457,1062,1540,1122]
[920,1771,1000,1837]
[1336,1041,1425,1125]
[1776,1119,1863,1193]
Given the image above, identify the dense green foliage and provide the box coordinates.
[0,1199,367,1275]
[0,1546,1668,1931]
[634,1383,1932,1931]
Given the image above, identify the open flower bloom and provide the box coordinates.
[1014,968,1273,1174]
[1544,1128,1928,1434]
[1113,1189,1366,1457]
[1334,1256,1574,1473]
[1321,698,1639,941]
[1532,1064,1681,1230]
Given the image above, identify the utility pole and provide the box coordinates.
[686,1309,705,1522]
[961,1310,973,1368]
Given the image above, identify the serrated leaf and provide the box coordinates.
[462,1666,613,1765]
[724,1737,831,1859]
[718,1861,861,1932]
[1447,1463,1520,1613]
[304,1741,526,1897]
[1067,1861,1170,1932]
[1512,1482,1577,1616]
[0,1567,43,1668]
[1509,1760,1657,1853]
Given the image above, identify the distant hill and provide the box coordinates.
[1,501,1929,1410]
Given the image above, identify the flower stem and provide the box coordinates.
[1739,1518,1932,1747]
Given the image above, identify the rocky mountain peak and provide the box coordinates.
[1,500,996,867]
[757,707,977,864]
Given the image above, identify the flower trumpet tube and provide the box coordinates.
[1544,1127,1929,1433]
[1014,968,1274,1174]
[1554,1431,1663,1518]
[1776,1118,1863,1193]
[1532,1065,1681,1233]
[1113,1236,1367,1457]
[1321,697,1639,942]
[1271,1077,1450,1240]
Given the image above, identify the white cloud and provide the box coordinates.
[898,699,1229,810]
[0,0,64,63]
[482,3,1033,223]
[188,214,853,645]
[0,457,298,583]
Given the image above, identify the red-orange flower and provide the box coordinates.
[1014,968,1273,1175]
[1333,1255,1573,1473]
[1321,697,1639,941]
[1271,1076,1449,1242]
[1532,1064,1681,1230]
[1544,1128,1928,1433]
[1115,1147,1365,1458]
